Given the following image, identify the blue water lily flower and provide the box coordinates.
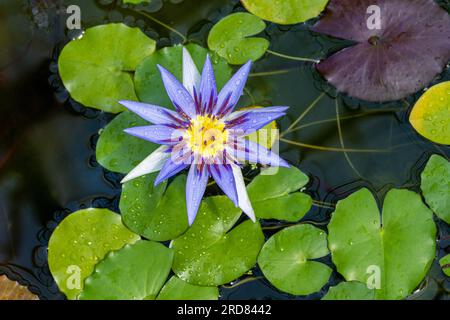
[119,48,289,225]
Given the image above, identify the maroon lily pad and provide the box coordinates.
[312,0,450,102]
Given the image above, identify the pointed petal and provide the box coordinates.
[230,139,290,167]
[209,164,238,206]
[154,157,189,186]
[186,164,209,225]
[227,106,288,134]
[119,100,185,126]
[214,61,252,117]
[199,55,217,114]
[231,164,256,222]
[158,65,197,118]
[182,47,201,96]
[124,125,184,145]
[121,145,170,183]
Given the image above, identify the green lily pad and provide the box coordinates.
[247,166,312,221]
[134,43,232,107]
[96,111,158,174]
[80,241,173,300]
[421,154,450,224]
[410,81,450,145]
[157,276,219,300]
[48,208,140,300]
[328,188,436,299]
[172,196,265,286]
[322,281,375,300]
[439,254,450,277]
[258,224,332,295]
[120,174,188,241]
[241,0,329,25]
[59,23,156,113]
[207,12,269,65]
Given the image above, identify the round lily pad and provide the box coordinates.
[207,12,269,65]
[312,0,450,102]
[96,111,159,174]
[120,174,189,241]
[172,196,265,286]
[410,81,450,145]
[258,224,332,296]
[48,208,140,300]
[440,254,450,277]
[247,166,312,222]
[322,281,375,300]
[241,0,329,24]
[328,188,436,299]
[421,154,450,224]
[134,43,232,107]
[80,241,173,300]
[157,276,219,300]
[59,23,156,113]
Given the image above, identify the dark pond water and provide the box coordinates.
[0,0,449,299]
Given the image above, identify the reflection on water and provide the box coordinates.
[0,0,448,299]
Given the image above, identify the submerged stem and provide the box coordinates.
[335,99,363,178]
[285,107,408,134]
[281,93,325,137]
[136,10,187,43]
[249,68,297,77]
[280,138,389,153]
[267,49,319,63]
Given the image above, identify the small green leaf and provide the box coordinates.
[120,174,189,241]
[48,208,140,300]
[96,111,158,174]
[322,282,375,300]
[157,276,219,300]
[80,241,173,300]
[410,81,450,145]
[247,167,312,221]
[172,196,265,286]
[241,0,329,25]
[328,188,436,299]
[207,12,269,65]
[421,154,450,224]
[59,23,156,113]
[439,254,450,277]
[134,44,232,107]
[258,224,332,295]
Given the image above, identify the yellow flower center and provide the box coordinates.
[185,115,228,158]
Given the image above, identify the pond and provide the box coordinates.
[0,0,449,300]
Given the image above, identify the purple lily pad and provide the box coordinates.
[312,0,450,102]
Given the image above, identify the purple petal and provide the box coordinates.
[154,157,189,186]
[213,61,252,117]
[158,65,197,118]
[119,100,185,126]
[182,47,201,97]
[209,164,238,206]
[124,125,184,145]
[226,106,288,135]
[312,0,450,102]
[231,164,256,221]
[186,164,209,225]
[199,55,217,114]
[230,139,290,167]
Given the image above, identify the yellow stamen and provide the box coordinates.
[185,115,228,158]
